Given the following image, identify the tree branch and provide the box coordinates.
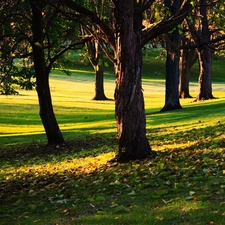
[47,40,86,72]
[142,0,192,47]
[61,0,115,49]
[142,0,155,11]
[181,35,225,49]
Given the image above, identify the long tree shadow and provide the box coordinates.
[1,124,225,224]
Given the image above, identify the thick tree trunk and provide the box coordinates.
[194,0,214,101]
[179,47,197,98]
[161,49,182,111]
[196,46,214,100]
[31,1,65,145]
[161,0,182,112]
[114,1,155,162]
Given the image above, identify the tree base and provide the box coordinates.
[194,94,216,102]
[179,93,193,99]
[160,104,182,112]
[115,147,157,163]
[92,95,112,101]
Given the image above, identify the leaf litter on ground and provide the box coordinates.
[0,125,225,224]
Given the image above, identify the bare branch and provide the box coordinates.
[181,35,225,49]
[142,0,193,47]
[47,40,86,72]
[61,0,115,49]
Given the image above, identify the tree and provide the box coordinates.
[161,0,182,111]
[1,0,84,145]
[80,0,112,100]
[82,27,109,100]
[179,30,197,98]
[88,40,109,100]
[30,0,65,145]
[0,2,18,95]
[195,0,214,100]
[61,0,192,161]
[186,0,225,101]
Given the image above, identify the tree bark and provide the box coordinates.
[93,61,108,100]
[61,0,193,161]
[87,40,108,100]
[189,0,214,101]
[196,46,214,100]
[114,0,155,162]
[161,0,182,112]
[179,47,197,98]
[31,1,65,145]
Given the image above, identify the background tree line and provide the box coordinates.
[0,0,225,162]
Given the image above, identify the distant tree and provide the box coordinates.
[195,0,214,100]
[82,26,109,100]
[179,29,197,98]
[161,0,182,111]
[87,39,109,100]
[80,0,112,101]
[61,0,192,161]
[187,0,225,101]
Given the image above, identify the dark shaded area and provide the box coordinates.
[0,123,225,224]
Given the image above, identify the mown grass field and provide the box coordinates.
[0,51,225,224]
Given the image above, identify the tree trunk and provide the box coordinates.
[179,47,197,98]
[195,0,214,101]
[161,0,182,112]
[93,61,108,100]
[31,1,65,145]
[87,40,108,100]
[114,0,155,162]
[196,46,214,100]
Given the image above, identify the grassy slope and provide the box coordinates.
[0,51,225,224]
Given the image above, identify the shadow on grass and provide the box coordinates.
[147,100,225,127]
[0,132,118,168]
[0,124,225,225]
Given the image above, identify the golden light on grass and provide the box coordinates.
[2,152,115,180]
[1,71,225,146]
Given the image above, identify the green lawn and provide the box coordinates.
[0,53,225,224]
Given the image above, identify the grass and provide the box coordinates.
[0,52,225,224]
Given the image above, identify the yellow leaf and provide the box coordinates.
[95,65,99,71]
[190,0,195,7]
[35,42,42,48]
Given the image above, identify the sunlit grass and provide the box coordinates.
[1,59,225,224]
[1,71,225,146]
[1,152,115,180]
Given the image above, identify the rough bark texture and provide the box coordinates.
[196,46,214,100]
[31,1,65,145]
[114,0,155,162]
[161,0,182,112]
[193,0,214,101]
[179,47,197,98]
